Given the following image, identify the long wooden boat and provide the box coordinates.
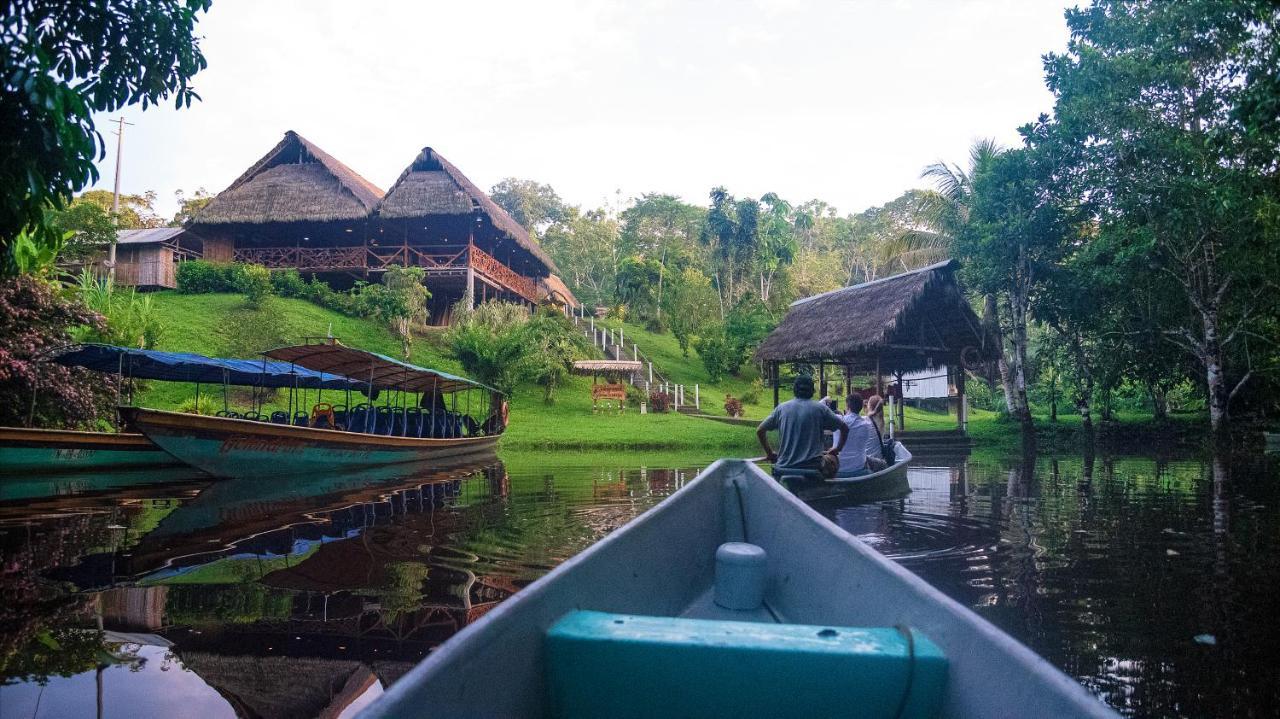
[360,458,1116,719]
[0,426,179,475]
[120,407,500,479]
[122,340,506,479]
[0,343,367,476]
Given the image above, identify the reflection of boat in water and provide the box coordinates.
[124,340,506,478]
[782,441,913,504]
[0,460,207,503]
[365,459,1117,719]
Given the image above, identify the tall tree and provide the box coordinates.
[489,178,567,236]
[755,193,797,303]
[1,0,211,274]
[1041,0,1280,437]
[959,147,1070,434]
[619,193,704,319]
[915,139,1025,416]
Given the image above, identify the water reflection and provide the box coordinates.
[822,451,1280,718]
[1,451,1277,718]
[0,455,699,719]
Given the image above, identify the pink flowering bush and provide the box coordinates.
[0,276,119,428]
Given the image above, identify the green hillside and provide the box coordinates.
[140,292,758,452]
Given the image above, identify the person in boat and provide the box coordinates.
[832,394,884,478]
[866,394,886,435]
[756,375,847,479]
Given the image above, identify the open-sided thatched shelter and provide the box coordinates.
[756,260,997,431]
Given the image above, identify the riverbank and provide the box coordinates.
[135,293,1211,455]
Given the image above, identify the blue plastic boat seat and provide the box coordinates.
[349,404,371,433]
[405,408,423,438]
[270,411,290,425]
[390,407,407,436]
[293,411,309,427]
[374,407,393,435]
[546,610,947,719]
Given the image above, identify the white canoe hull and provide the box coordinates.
[359,459,1117,718]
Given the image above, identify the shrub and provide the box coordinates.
[724,395,744,418]
[232,263,273,308]
[740,378,764,405]
[648,390,673,412]
[0,275,119,428]
[644,314,667,334]
[176,260,236,293]
[270,268,307,298]
[625,384,647,407]
[694,330,740,382]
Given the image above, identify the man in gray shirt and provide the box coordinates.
[756,375,847,476]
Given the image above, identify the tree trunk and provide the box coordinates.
[1149,382,1168,421]
[983,293,1019,417]
[1008,281,1034,434]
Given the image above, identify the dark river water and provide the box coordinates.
[0,449,1277,718]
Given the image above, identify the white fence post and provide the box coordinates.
[648,363,653,384]
[695,384,700,410]
[633,343,638,361]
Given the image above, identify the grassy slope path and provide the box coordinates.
[141,293,757,452]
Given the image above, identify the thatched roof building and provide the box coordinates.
[378,147,557,277]
[192,131,383,225]
[757,260,994,372]
[756,260,997,425]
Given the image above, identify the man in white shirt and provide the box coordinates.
[832,394,882,478]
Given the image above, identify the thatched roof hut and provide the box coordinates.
[538,273,579,307]
[378,147,557,277]
[756,260,996,374]
[179,651,370,719]
[192,131,384,225]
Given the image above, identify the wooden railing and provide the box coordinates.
[232,243,541,303]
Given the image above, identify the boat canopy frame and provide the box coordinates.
[263,340,496,395]
[49,344,370,391]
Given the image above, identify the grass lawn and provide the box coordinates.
[138,292,759,452]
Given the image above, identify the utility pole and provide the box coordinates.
[108,117,134,281]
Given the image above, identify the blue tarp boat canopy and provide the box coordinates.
[49,344,370,391]
[264,341,497,394]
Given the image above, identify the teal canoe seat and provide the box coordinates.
[545,610,947,719]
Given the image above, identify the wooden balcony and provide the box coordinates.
[232,243,541,303]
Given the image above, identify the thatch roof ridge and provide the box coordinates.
[790,259,956,307]
[378,147,559,275]
[755,259,987,366]
[191,130,384,225]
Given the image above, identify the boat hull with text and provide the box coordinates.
[360,459,1117,719]
[120,407,500,479]
[0,426,179,475]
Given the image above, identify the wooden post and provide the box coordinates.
[465,235,476,310]
[772,362,780,407]
[819,361,827,400]
[895,370,906,431]
[956,366,968,433]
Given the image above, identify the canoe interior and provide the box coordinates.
[362,460,1117,719]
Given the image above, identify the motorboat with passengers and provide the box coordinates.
[121,339,506,478]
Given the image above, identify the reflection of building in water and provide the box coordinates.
[177,652,382,719]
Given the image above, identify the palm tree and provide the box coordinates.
[907,139,1026,420]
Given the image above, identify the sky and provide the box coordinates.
[89,0,1077,221]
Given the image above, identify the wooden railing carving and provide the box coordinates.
[230,243,542,303]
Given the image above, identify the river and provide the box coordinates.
[0,449,1276,718]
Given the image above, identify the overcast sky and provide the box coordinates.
[89,0,1076,220]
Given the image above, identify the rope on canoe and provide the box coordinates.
[892,624,917,719]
